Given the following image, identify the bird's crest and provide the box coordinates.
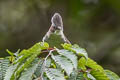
[51,13,63,31]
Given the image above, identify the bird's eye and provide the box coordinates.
[52,25,61,30]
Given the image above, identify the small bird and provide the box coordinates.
[42,13,71,48]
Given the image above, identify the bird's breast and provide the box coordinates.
[46,34,64,48]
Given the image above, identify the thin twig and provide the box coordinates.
[40,49,55,80]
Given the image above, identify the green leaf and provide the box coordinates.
[6,49,14,56]
[90,69,109,80]
[86,58,104,71]
[45,68,65,80]
[87,73,96,80]
[13,52,41,79]
[51,54,74,76]
[2,42,120,80]
[78,57,109,80]
[62,43,88,59]
[78,57,86,70]
[34,59,44,77]
[56,49,78,69]
[61,43,72,50]
[10,42,49,80]
[13,50,32,64]
[105,70,120,80]
[68,70,78,80]
[0,58,10,80]
[18,42,49,57]
[18,59,42,80]
[46,58,52,67]
[78,57,103,71]
[28,42,49,52]
[4,64,18,80]
[76,72,85,80]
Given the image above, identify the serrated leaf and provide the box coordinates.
[18,42,49,57]
[78,57,109,80]
[28,42,49,52]
[45,68,65,80]
[76,72,85,80]
[68,70,78,80]
[46,58,52,67]
[62,43,88,59]
[13,52,41,79]
[14,42,49,64]
[34,59,44,77]
[87,73,96,80]
[78,57,86,70]
[0,58,10,80]
[4,64,18,80]
[51,54,74,76]
[56,49,78,69]
[105,70,120,80]
[86,58,104,71]
[7,42,49,80]
[18,59,42,80]
[78,57,103,71]
[90,69,109,80]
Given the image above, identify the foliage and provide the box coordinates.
[0,42,119,80]
[105,70,120,80]
[0,58,10,80]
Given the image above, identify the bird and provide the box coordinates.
[42,13,71,48]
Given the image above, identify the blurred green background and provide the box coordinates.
[0,0,120,75]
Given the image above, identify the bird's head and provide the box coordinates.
[50,13,63,34]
